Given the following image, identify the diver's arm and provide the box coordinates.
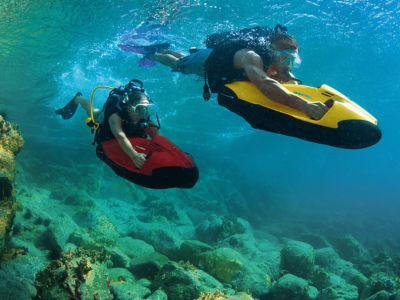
[145,121,161,139]
[234,50,328,120]
[287,72,298,85]
[109,113,146,168]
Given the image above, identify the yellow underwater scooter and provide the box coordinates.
[218,81,381,149]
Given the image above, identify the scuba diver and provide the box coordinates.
[139,24,329,120]
[55,80,159,169]
[55,79,198,189]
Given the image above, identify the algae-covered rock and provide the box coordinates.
[315,247,354,276]
[280,240,315,279]
[35,248,112,300]
[108,247,130,268]
[0,253,48,298]
[137,277,152,287]
[0,176,15,252]
[0,115,23,254]
[392,291,400,300]
[0,260,38,299]
[68,229,95,247]
[320,284,359,300]
[129,221,183,257]
[106,267,135,282]
[196,215,249,244]
[198,247,243,283]
[152,261,223,300]
[269,274,318,300]
[138,195,180,222]
[0,269,34,299]
[110,280,151,300]
[365,290,392,300]
[367,272,399,294]
[342,268,368,293]
[231,263,273,298]
[313,267,344,290]
[146,289,168,300]
[197,290,255,300]
[116,236,155,259]
[225,292,255,300]
[0,115,24,182]
[218,230,278,259]
[128,251,170,280]
[89,214,120,246]
[297,232,331,249]
[313,267,359,299]
[336,235,371,265]
[361,253,399,277]
[315,247,341,266]
[36,213,79,258]
[179,239,214,264]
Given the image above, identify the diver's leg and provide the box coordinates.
[159,49,185,58]
[75,96,91,116]
[56,93,101,120]
[153,52,180,70]
[75,96,100,119]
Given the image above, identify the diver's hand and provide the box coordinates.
[304,102,329,120]
[131,152,146,169]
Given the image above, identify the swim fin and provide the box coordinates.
[139,57,157,67]
[55,92,82,120]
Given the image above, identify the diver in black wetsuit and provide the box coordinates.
[150,25,329,120]
[55,80,160,169]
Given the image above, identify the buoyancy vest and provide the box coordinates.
[95,94,147,143]
[205,26,274,93]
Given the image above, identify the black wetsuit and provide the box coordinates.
[95,95,147,164]
[96,95,147,143]
[205,26,274,93]
[204,27,281,135]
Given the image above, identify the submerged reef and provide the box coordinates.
[196,290,255,300]
[0,114,23,256]
[35,248,112,299]
[2,135,400,299]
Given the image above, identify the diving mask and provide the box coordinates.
[130,102,157,119]
[272,49,301,69]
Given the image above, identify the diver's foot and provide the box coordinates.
[55,92,82,120]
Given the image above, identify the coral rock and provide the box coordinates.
[152,261,223,300]
[269,274,319,300]
[280,240,315,279]
[0,115,23,255]
[198,247,244,283]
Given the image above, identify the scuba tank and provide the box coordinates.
[205,26,276,49]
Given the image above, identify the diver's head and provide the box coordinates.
[121,79,157,121]
[269,32,301,74]
[126,89,156,121]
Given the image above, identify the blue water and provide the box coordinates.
[1,0,399,242]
